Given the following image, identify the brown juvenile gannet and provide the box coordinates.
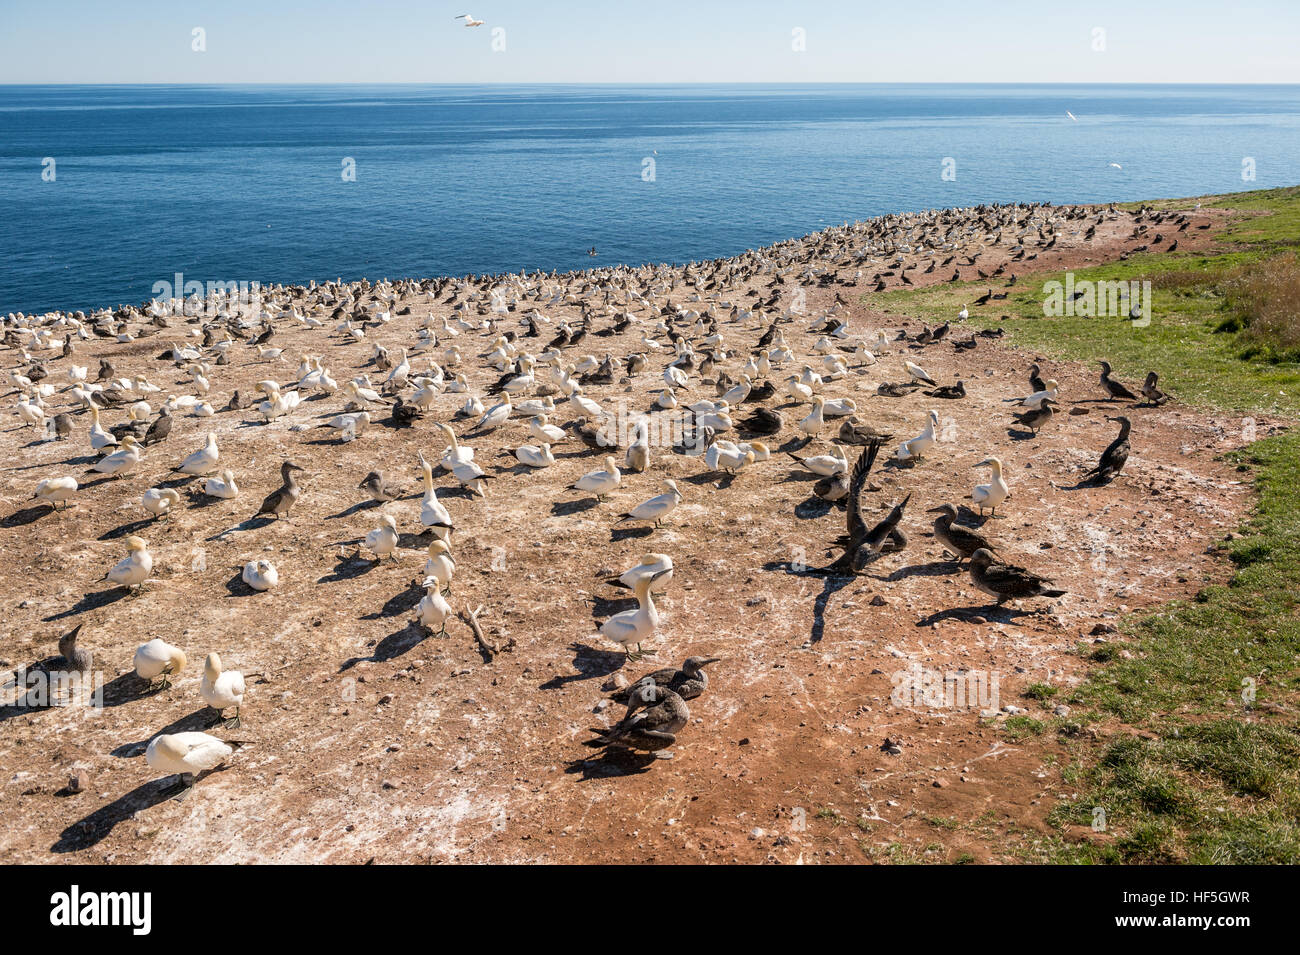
[585,683,690,755]
[255,461,306,520]
[968,548,1066,606]
[1098,361,1139,401]
[57,623,93,673]
[1082,416,1131,484]
[610,656,720,704]
[927,503,998,566]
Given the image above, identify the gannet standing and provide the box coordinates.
[971,456,1010,517]
[599,568,671,660]
[617,480,683,529]
[106,535,153,590]
[364,513,400,561]
[895,410,939,463]
[200,652,246,728]
[133,637,186,688]
[573,455,621,502]
[145,732,238,796]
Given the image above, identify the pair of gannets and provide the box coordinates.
[617,480,683,528]
[599,568,671,660]
[705,439,764,474]
[609,655,717,703]
[106,536,153,589]
[242,558,279,591]
[573,455,622,501]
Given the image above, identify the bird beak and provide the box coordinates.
[699,657,721,666]
[649,569,671,582]
[926,506,947,514]
[973,458,992,467]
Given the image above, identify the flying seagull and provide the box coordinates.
[456,13,484,26]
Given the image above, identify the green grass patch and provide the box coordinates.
[875,185,1300,864]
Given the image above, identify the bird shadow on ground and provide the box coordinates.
[42,588,130,622]
[326,499,383,520]
[98,517,153,541]
[588,593,636,618]
[538,642,625,691]
[1057,475,1114,491]
[794,497,834,520]
[564,749,661,780]
[362,581,424,620]
[2,504,54,528]
[882,560,958,582]
[552,497,597,517]
[340,620,427,671]
[610,526,654,543]
[317,553,378,584]
[1007,428,1039,442]
[914,604,1041,627]
[223,570,261,598]
[51,779,177,853]
[98,672,168,710]
[205,516,274,540]
[111,707,214,757]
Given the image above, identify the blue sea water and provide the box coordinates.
[1,83,1298,315]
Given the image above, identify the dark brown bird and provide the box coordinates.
[1082,416,1131,484]
[255,461,305,520]
[969,548,1065,605]
[1098,361,1138,401]
[927,503,998,566]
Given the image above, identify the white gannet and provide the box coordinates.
[33,475,78,509]
[972,456,1010,517]
[787,443,848,476]
[705,441,755,474]
[456,13,484,27]
[203,469,239,499]
[141,486,181,519]
[200,651,247,727]
[175,432,219,475]
[608,553,674,593]
[1005,378,1060,411]
[133,637,186,688]
[895,410,940,464]
[241,558,278,591]
[904,359,936,386]
[145,731,236,795]
[797,396,826,438]
[599,568,671,660]
[529,414,565,444]
[415,576,452,635]
[89,407,117,453]
[573,455,621,501]
[106,535,153,589]
[436,422,475,470]
[413,451,454,540]
[617,480,683,528]
[364,513,400,561]
[512,443,555,468]
[474,394,512,431]
[424,539,455,592]
[821,397,856,418]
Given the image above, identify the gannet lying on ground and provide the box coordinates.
[364,513,400,561]
[787,443,848,476]
[241,558,278,591]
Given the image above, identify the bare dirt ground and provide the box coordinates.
[0,203,1273,864]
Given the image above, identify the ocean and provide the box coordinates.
[2,83,1298,315]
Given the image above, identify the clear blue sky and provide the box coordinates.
[1,0,1297,84]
